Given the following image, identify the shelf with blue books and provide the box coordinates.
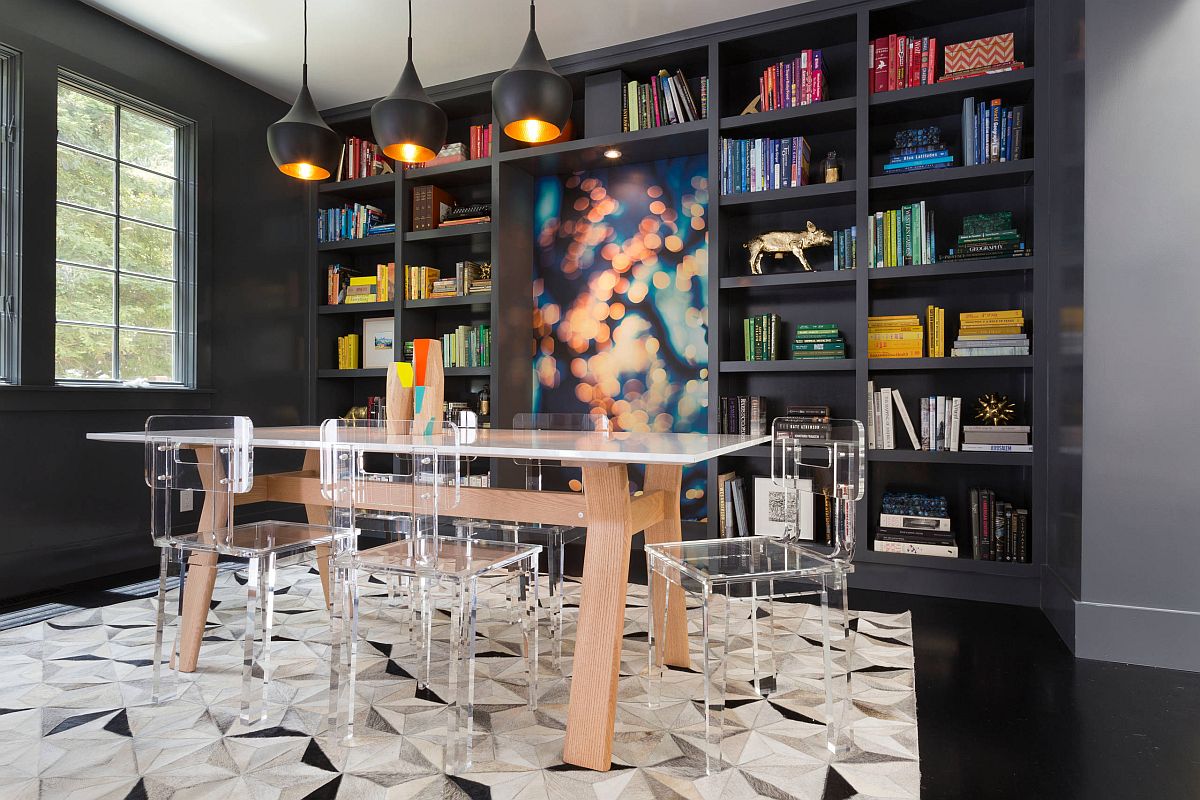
[719,181,856,214]
[869,159,1033,194]
[317,233,396,253]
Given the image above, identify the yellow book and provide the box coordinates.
[956,325,1025,335]
[870,331,925,341]
[870,314,921,321]
[937,307,945,356]
[868,323,924,333]
[870,341,925,352]
[348,275,376,286]
[960,309,1024,321]
[869,348,923,359]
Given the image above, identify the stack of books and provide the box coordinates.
[953,309,1029,356]
[336,136,392,181]
[963,425,1031,453]
[317,203,387,243]
[343,275,383,305]
[720,135,809,194]
[442,324,491,368]
[875,491,957,558]
[428,277,458,298]
[792,323,846,360]
[774,404,831,440]
[623,69,705,131]
[962,97,1025,165]
[942,212,1030,262]
[336,334,360,369]
[867,315,923,358]
[718,395,766,435]
[831,227,857,270]
[326,263,393,305]
[469,124,492,159]
[743,314,781,360]
[868,202,935,267]
[882,127,953,174]
[870,33,938,92]
[441,203,491,227]
[757,50,826,110]
[938,33,1025,83]
[867,382,963,451]
[970,488,1030,562]
[926,305,945,357]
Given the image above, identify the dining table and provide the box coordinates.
[87,423,770,770]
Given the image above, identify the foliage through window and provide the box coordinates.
[54,77,194,385]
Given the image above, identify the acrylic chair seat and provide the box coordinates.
[162,521,331,559]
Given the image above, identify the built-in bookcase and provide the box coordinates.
[305,0,1071,607]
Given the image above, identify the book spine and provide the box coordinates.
[879,513,952,532]
[1011,105,1024,160]
[881,387,894,449]
[866,380,877,449]
[920,397,930,450]
[874,540,959,558]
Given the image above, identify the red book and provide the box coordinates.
[927,37,938,83]
[919,38,929,85]
[793,56,801,106]
[772,64,780,109]
[910,39,920,87]
[801,49,811,105]
[887,33,899,91]
[873,38,889,93]
[897,35,907,88]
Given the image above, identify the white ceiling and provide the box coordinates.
[79,0,808,109]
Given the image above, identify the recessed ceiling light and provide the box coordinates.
[603,148,621,159]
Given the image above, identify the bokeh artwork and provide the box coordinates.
[532,156,710,518]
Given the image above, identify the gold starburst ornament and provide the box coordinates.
[974,393,1016,426]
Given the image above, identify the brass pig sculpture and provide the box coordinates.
[744,222,833,274]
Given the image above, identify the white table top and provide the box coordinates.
[87,425,770,466]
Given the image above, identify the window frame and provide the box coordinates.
[53,71,196,389]
[0,45,20,385]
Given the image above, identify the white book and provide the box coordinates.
[961,443,1034,452]
[874,540,960,558]
[866,380,877,448]
[919,397,930,451]
[874,391,885,449]
[891,390,921,450]
[880,388,894,449]
[950,397,962,451]
[879,513,952,532]
[935,395,946,450]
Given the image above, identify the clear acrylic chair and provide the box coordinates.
[321,418,541,774]
[645,418,865,775]
[145,415,333,722]
[453,412,610,664]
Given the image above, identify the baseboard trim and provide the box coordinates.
[1039,564,1079,652]
[1076,599,1200,672]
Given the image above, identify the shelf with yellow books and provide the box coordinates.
[868,356,1032,370]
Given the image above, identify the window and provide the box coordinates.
[54,76,194,386]
[0,46,18,384]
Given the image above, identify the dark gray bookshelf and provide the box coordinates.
[304,0,1070,608]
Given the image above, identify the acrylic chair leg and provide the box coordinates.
[446,577,478,775]
[342,566,362,744]
[152,546,171,704]
[827,572,855,756]
[817,581,841,756]
[240,556,262,724]
[524,563,539,710]
[548,534,565,669]
[327,564,344,744]
[701,587,728,775]
[646,560,669,711]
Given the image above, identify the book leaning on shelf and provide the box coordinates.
[336,334,360,370]
[831,227,857,270]
[336,136,393,181]
[624,69,706,132]
[442,324,491,368]
[317,203,388,242]
[961,97,1025,165]
[718,396,766,435]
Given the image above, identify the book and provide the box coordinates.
[876,529,957,547]
[624,69,705,130]
[730,477,749,536]
[962,443,1033,452]
[720,135,810,194]
[892,390,921,449]
[866,380,876,449]
[880,387,894,449]
[717,471,737,537]
[874,538,959,558]
[879,513,951,532]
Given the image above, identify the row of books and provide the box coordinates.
[411,185,454,231]
[971,488,1030,561]
[867,203,935,268]
[719,135,810,195]
[442,324,491,368]
[335,334,360,370]
[952,309,1028,357]
[403,263,491,300]
[742,314,781,361]
[925,305,946,357]
[792,323,847,361]
[962,98,1026,166]
[867,314,923,358]
[868,384,963,451]
[774,404,834,441]
[336,136,392,181]
[317,203,389,243]
[623,69,706,131]
[325,262,395,305]
[870,33,938,92]
[943,212,1031,262]
[718,395,766,436]
[831,227,857,270]
[468,124,493,160]
[758,50,826,111]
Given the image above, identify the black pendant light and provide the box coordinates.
[267,0,341,180]
[492,0,571,143]
[372,0,447,164]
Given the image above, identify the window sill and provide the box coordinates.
[0,383,215,412]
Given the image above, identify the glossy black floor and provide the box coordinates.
[3,568,1198,800]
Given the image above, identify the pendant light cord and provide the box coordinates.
[530,0,535,30]
[302,0,309,83]
[408,0,413,61]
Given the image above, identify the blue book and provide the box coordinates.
[884,156,955,171]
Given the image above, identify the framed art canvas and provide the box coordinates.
[753,476,814,539]
[362,317,395,369]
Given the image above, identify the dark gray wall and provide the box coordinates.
[1079,0,1200,670]
[0,0,309,600]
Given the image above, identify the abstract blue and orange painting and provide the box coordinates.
[532,155,710,518]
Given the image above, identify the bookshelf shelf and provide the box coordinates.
[317,234,396,253]
[719,271,857,290]
[719,96,857,135]
[318,302,395,315]
[498,118,709,176]
[719,359,857,373]
[404,295,492,310]
[318,172,396,198]
[868,356,1032,371]
[868,67,1036,114]
[869,159,1034,194]
[858,549,1039,577]
[720,182,856,214]
[869,449,1034,466]
[317,368,386,379]
[402,158,492,187]
[866,258,1034,281]
[445,366,492,377]
[403,222,491,242]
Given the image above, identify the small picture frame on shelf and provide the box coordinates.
[753,475,814,540]
[361,317,395,369]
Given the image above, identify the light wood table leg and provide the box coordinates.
[563,462,635,771]
[302,449,333,609]
[642,464,690,669]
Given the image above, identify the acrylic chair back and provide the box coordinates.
[145,415,254,548]
[770,418,866,561]
[510,412,611,491]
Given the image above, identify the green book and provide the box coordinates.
[792,342,846,352]
[793,335,843,344]
[791,353,846,360]
[795,323,840,332]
